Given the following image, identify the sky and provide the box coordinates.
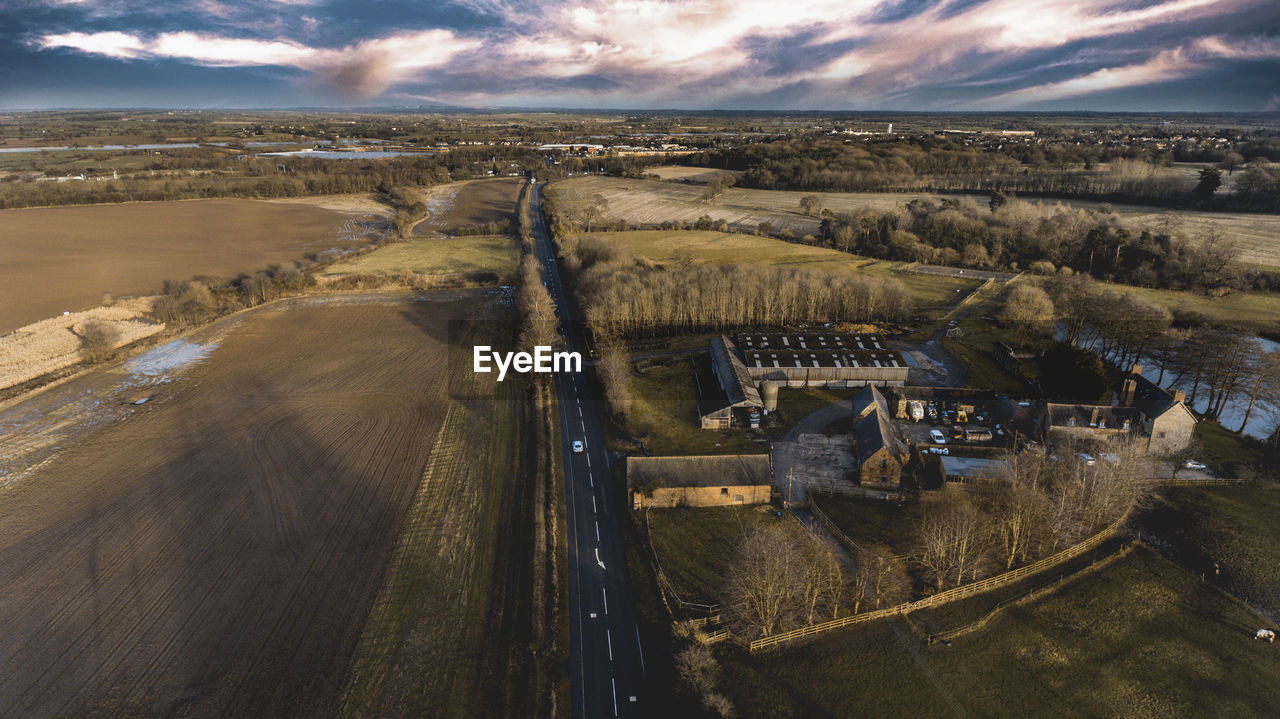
[1,0,1278,111]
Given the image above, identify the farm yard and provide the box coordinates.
[717,546,1280,718]
[0,198,376,334]
[555,175,1280,269]
[0,290,531,718]
[413,177,523,235]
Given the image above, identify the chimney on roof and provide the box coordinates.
[1131,363,1143,376]
[1120,378,1137,407]
[1090,407,1100,427]
[1122,418,1131,430]
[1172,390,1186,404]
[1067,416,1076,427]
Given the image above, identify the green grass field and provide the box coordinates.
[646,506,792,606]
[625,359,769,456]
[1138,481,1280,620]
[570,230,978,311]
[810,494,925,556]
[323,235,519,283]
[717,546,1280,718]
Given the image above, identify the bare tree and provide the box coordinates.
[724,523,802,637]
[1237,349,1280,435]
[596,341,634,420]
[851,546,906,612]
[797,534,845,624]
[915,501,988,589]
[998,283,1056,346]
[77,319,120,364]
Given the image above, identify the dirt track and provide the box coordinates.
[0,199,374,334]
[0,292,474,718]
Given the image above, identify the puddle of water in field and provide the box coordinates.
[126,339,218,384]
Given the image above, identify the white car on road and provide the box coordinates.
[930,429,946,444]
[572,440,585,453]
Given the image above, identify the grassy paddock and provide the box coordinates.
[570,230,977,310]
[646,506,791,606]
[323,234,519,283]
[1138,481,1280,620]
[718,546,1280,718]
[625,359,768,456]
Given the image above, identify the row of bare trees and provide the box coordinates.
[917,440,1151,589]
[724,523,845,639]
[556,236,912,339]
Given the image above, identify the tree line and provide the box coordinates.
[694,136,1280,211]
[0,146,547,210]
[555,234,912,340]
[998,274,1280,436]
[813,195,1276,294]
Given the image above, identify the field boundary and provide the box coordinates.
[336,401,468,713]
[643,509,722,618]
[926,539,1138,644]
[748,509,1131,651]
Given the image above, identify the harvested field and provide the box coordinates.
[0,198,377,333]
[556,176,1280,268]
[321,234,519,284]
[414,178,522,235]
[267,193,392,216]
[0,291,502,718]
[644,166,743,184]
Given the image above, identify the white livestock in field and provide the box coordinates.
[1256,629,1276,642]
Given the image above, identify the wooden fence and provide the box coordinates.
[1148,477,1251,487]
[927,540,1136,644]
[748,510,1130,652]
[644,509,721,618]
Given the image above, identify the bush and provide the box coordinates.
[78,319,121,364]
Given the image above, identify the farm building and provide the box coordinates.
[627,454,774,510]
[1118,365,1197,454]
[1043,366,1196,455]
[702,337,764,429]
[940,456,1010,485]
[852,390,911,489]
[700,332,909,429]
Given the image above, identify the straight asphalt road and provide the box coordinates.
[529,184,645,718]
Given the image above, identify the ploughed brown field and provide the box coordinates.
[415,177,523,234]
[0,293,461,718]
[0,199,369,334]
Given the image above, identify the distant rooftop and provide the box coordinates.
[734,332,905,370]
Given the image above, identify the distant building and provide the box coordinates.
[627,454,773,509]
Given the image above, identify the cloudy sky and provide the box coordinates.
[1,0,1278,110]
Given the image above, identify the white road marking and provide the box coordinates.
[595,521,600,541]
[586,455,591,469]
[636,625,645,675]
[611,678,618,717]
[607,628,613,660]
[592,495,597,513]
[580,419,586,432]
[602,587,609,614]
[595,547,606,570]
